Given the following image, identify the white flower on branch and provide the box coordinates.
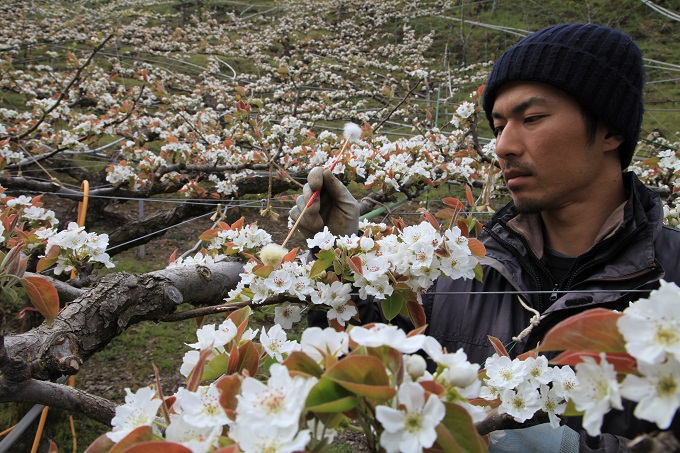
[376,382,445,453]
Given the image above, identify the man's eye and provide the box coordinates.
[524,116,543,124]
[493,126,504,136]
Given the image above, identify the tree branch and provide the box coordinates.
[0,379,116,425]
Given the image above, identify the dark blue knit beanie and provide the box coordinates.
[482,23,645,168]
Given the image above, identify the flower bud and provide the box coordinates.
[259,243,288,269]
[404,354,427,379]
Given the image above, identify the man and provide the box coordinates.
[291,23,680,450]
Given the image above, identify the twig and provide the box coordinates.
[372,80,422,133]
[3,34,114,142]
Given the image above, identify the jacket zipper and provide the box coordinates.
[484,223,556,312]
[563,223,644,291]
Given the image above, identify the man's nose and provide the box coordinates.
[494,123,521,160]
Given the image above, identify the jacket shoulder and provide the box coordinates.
[656,225,680,284]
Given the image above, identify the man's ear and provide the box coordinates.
[602,129,624,152]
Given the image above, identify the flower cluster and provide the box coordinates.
[480,354,575,427]
[106,310,487,453]
[38,222,114,275]
[222,215,483,327]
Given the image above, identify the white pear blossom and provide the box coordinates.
[300,327,349,364]
[174,384,230,429]
[618,281,680,365]
[538,384,567,428]
[570,354,623,437]
[235,364,317,429]
[499,381,541,423]
[349,323,426,354]
[620,357,680,429]
[306,227,335,250]
[107,387,162,442]
[260,324,298,362]
[274,302,302,329]
[376,382,445,453]
[483,355,527,390]
[165,414,221,453]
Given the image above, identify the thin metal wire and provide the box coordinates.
[105,211,215,251]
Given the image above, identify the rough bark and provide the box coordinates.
[0,259,244,423]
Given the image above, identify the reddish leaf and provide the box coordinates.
[550,351,638,373]
[347,256,363,276]
[168,249,178,265]
[409,324,428,337]
[152,363,170,424]
[283,351,325,378]
[456,219,470,238]
[227,305,252,340]
[187,348,213,391]
[435,208,459,219]
[227,342,240,375]
[20,276,60,324]
[420,380,446,397]
[487,336,509,357]
[465,184,474,207]
[48,440,58,453]
[230,217,245,231]
[419,208,440,230]
[442,197,464,210]
[282,247,299,263]
[84,434,115,453]
[198,228,220,241]
[215,373,242,412]
[467,238,486,257]
[109,426,154,453]
[537,308,625,353]
[119,442,192,453]
[37,244,61,273]
[3,243,25,276]
[235,341,259,376]
[325,355,396,399]
[406,299,427,328]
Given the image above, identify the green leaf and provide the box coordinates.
[202,353,229,381]
[253,265,274,278]
[316,249,337,261]
[537,308,625,353]
[473,262,483,282]
[306,377,358,413]
[381,292,406,322]
[310,259,332,278]
[20,275,60,325]
[433,401,487,453]
[325,355,396,399]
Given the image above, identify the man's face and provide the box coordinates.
[491,82,609,214]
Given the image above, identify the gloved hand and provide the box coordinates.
[290,167,360,238]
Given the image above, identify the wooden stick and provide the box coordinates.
[281,136,353,247]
